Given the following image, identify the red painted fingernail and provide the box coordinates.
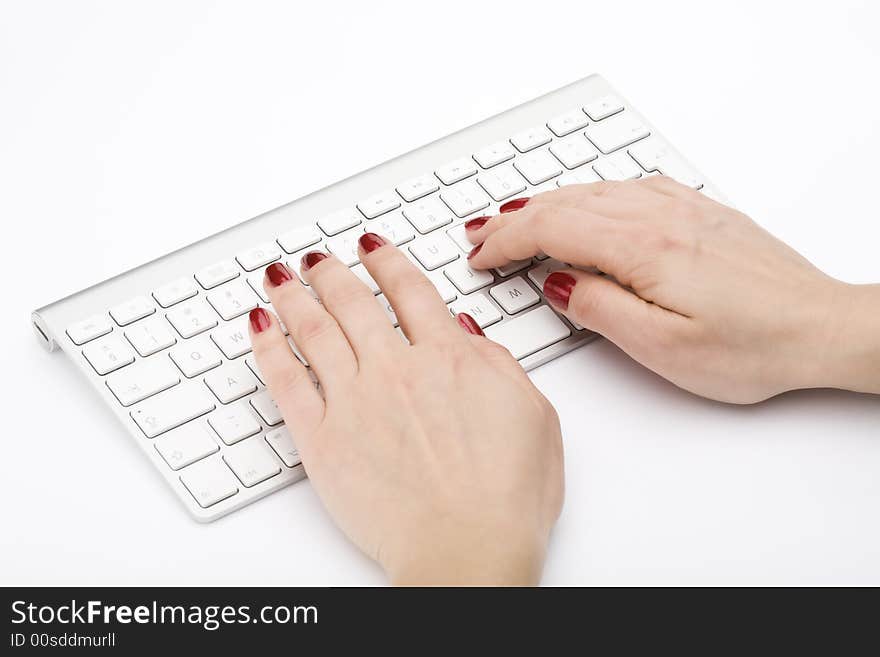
[464,216,490,231]
[249,307,271,333]
[543,272,577,310]
[359,232,386,253]
[265,262,293,287]
[301,251,328,271]
[499,197,529,213]
[456,313,484,336]
[467,243,483,260]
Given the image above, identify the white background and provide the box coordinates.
[2,0,879,585]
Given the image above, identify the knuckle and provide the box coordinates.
[569,281,603,321]
[294,310,336,344]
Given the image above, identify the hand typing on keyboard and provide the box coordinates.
[466,178,880,403]
[248,235,564,585]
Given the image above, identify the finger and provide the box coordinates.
[359,232,459,344]
[455,313,535,391]
[263,258,357,392]
[637,174,703,200]
[300,237,401,360]
[248,307,324,453]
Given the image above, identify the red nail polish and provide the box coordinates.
[249,307,271,333]
[499,197,529,213]
[543,272,576,310]
[456,313,484,336]
[265,262,293,287]
[301,251,328,271]
[359,232,386,253]
[464,216,490,231]
[467,243,483,260]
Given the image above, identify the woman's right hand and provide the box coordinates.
[466,178,880,403]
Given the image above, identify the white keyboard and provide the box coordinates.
[32,75,724,521]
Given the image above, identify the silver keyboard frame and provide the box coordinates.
[32,73,723,522]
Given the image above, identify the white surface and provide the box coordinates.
[2,0,879,585]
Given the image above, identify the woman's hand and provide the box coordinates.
[248,235,563,585]
[466,178,880,403]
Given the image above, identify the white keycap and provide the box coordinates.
[444,259,494,294]
[428,270,458,303]
[155,422,219,471]
[440,180,490,218]
[446,223,477,254]
[166,298,219,338]
[550,135,599,169]
[357,190,400,219]
[435,157,478,185]
[585,112,650,153]
[409,236,460,270]
[557,167,603,187]
[473,141,515,168]
[397,173,440,202]
[130,385,216,438]
[236,241,281,271]
[124,316,177,356]
[403,196,454,234]
[318,208,362,236]
[208,402,261,445]
[368,211,415,245]
[351,263,380,294]
[478,164,527,202]
[106,357,180,406]
[250,390,283,426]
[277,224,322,253]
[376,293,398,326]
[628,138,702,188]
[584,95,624,121]
[211,317,253,359]
[510,125,553,153]
[195,260,239,289]
[325,229,362,266]
[528,258,568,289]
[265,426,301,467]
[547,108,589,137]
[224,437,282,487]
[593,152,643,181]
[179,457,239,508]
[206,280,259,321]
[449,293,502,328]
[153,278,198,308]
[109,295,155,326]
[83,334,135,375]
[169,336,223,378]
[514,150,563,185]
[495,259,532,277]
[489,276,540,314]
[204,362,259,403]
[247,273,270,303]
[67,314,112,345]
[484,305,571,360]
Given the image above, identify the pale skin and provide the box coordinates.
[249,177,880,585]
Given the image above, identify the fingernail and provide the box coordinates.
[464,216,490,231]
[359,232,386,254]
[265,262,293,287]
[467,243,483,260]
[499,197,529,213]
[543,272,577,310]
[456,313,484,336]
[249,307,271,333]
[301,251,328,272]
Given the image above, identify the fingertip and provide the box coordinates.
[455,312,484,336]
[248,307,272,334]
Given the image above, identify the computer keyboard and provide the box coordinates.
[32,74,724,521]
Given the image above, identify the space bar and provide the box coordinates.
[484,306,571,360]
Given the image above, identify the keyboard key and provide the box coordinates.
[83,334,135,375]
[247,273,270,303]
[326,228,363,266]
[409,235,460,270]
[211,316,253,359]
[473,141,516,168]
[510,125,552,153]
[130,385,216,438]
[440,180,490,218]
[435,157,478,185]
[250,390,283,426]
[403,196,454,234]
[514,150,563,185]
[489,276,540,314]
[444,259,494,294]
[369,211,416,245]
[593,152,643,181]
[528,258,568,289]
[478,164,527,202]
[550,135,599,169]
[628,138,703,188]
[318,208,361,236]
[484,305,571,359]
[204,362,259,403]
[166,298,219,338]
[397,173,439,202]
[245,357,265,384]
[195,260,239,289]
[495,259,532,277]
[547,108,589,137]
[67,314,112,345]
[155,422,218,471]
[449,293,503,329]
[584,94,624,121]
[445,223,475,254]
[224,437,282,487]
[179,457,239,508]
[206,280,259,321]
[265,426,301,467]
[169,336,223,377]
[153,278,198,308]
[557,167,602,187]
[106,357,180,406]
[351,263,380,294]
[236,242,281,271]
[375,293,398,326]
[277,224,321,253]
[428,270,458,303]
[109,296,155,326]
[585,113,650,154]
[209,402,261,445]
[124,316,177,356]
[357,190,400,219]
